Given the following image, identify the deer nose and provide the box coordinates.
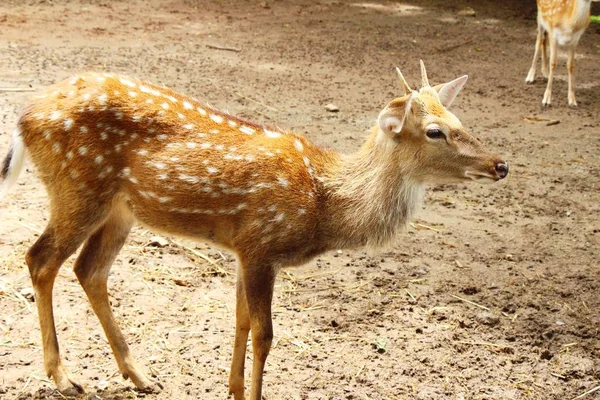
[495,161,509,179]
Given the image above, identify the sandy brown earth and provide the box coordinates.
[0,1,599,399]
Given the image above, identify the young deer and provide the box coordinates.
[0,62,508,399]
[525,0,592,106]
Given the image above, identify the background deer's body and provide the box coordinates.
[0,66,507,399]
[525,0,591,106]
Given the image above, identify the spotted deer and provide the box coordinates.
[0,62,508,399]
[525,0,592,106]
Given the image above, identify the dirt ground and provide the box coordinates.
[0,1,599,399]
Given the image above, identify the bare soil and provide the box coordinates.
[0,1,599,399]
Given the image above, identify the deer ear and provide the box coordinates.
[434,75,468,108]
[378,95,413,137]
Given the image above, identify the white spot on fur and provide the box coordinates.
[70,170,79,179]
[128,91,137,98]
[240,126,254,135]
[298,208,306,215]
[79,126,88,134]
[66,151,73,160]
[228,120,238,128]
[63,119,74,130]
[277,177,289,187]
[98,93,108,105]
[121,167,131,177]
[200,142,212,150]
[265,129,281,138]
[100,132,108,140]
[183,123,194,130]
[183,101,193,110]
[119,78,136,88]
[294,139,304,152]
[95,155,104,164]
[178,174,200,184]
[49,110,62,121]
[43,130,51,141]
[210,114,224,124]
[52,142,61,154]
[78,146,88,156]
[206,166,219,174]
[197,107,207,116]
[157,134,167,141]
[186,142,197,149]
[161,102,169,110]
[137,149,149,156]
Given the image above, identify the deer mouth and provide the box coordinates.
[465,171,498,184]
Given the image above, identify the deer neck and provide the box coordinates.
[322,127,425,249]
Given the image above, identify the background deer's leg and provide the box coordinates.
[242,262,276,400]
[73,202,160,392]
[542,34,558,106]
[566,45,577,107]
[541,30,549,78]
[526,25,544,83]
[229,266,251,400]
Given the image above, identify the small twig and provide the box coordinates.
[170,239,218,265]
[453,340,508,348]
[355,364,366,377]
[410,222,442,232]
[450,294,490,311]
[436,39,474,53]
[572,384,600,400]
[405,289,416,302]
[206,44,241,52]
[0,87,36,92]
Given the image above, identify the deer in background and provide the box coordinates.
[525,0,592,106]
[0,62,508,400]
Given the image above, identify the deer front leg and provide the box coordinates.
[241,262,277,400]
[542,35,558,107]
[229,268,251,400]
[526,26,544,83]
[567,45,577,107]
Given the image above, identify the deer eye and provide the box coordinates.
[426,129,445,140]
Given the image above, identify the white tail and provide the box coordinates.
[525,0,592,106]
[1,64,507,399]
[0,127,27,199]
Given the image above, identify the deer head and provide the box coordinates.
[376,61,508,184]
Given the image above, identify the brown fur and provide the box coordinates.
[1,67,506,399]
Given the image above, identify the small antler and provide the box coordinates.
[395,67,412,95]
[419,60,430,87]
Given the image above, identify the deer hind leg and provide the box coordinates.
[567,45,577,107]
[229,267,251,400]
[26,201,110,395]
[241,261,277,400]
[541,30,549,78]
[542,34,558,107]
[526,25,544,83]
[73,202,161,393]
